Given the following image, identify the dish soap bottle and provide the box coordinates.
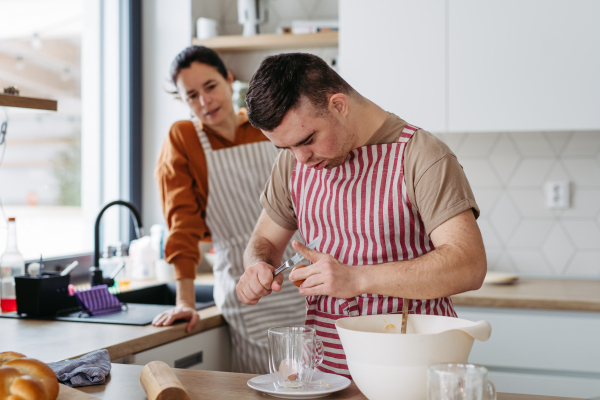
[0,217,25,312]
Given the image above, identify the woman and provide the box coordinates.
[152,46,305,374]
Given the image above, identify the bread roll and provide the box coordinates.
[0,352,26,365]
[0,366,22,398]
[0,352,59,400]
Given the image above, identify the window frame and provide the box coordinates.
[32,0,142,282]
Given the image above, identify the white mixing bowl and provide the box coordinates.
[336,313,491,400]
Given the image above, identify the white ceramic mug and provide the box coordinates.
[268,326,323,389]
[428,363,496,400]
[196,18,218,40]
[155,259,175,282]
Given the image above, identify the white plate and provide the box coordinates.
[247,370,352,399]
[484,271,519,285]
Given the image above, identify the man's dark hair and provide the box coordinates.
[170,45,228,88]
[246,53,355,131]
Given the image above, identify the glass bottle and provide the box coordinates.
[113,242,130,286]
[1,217,25,312]
[99,245,117,277]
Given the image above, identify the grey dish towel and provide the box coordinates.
[47,349,111,387]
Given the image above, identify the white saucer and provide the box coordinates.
[247,370,352,399]
[484,271,519,285]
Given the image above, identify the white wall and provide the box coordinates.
[436,130,600,278]
[141,0,193,228]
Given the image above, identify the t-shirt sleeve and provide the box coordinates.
[404,130,480,236]
[260,150,298,231]
[155,121,208,280]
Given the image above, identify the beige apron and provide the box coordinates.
[194,120,305,374]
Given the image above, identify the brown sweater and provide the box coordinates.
[155,110,268,280]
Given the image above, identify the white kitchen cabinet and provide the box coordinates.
[339,0,447,133]
[455,306,600,398]
[340,0,600,133]
[127,325,232,372]
[448,0,600,132]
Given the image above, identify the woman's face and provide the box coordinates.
[176,61,234,126]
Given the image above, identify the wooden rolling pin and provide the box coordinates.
[140,361,190,400]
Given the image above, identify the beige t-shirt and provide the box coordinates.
[260,113,479,236]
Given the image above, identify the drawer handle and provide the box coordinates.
[174,351,203,369]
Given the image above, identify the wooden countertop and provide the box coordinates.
[0,305,224,363]
[196,273,600,313]
[451,278,600,312]
[67,364,579,400]
[4,275,599,365]
[1,274,222,363]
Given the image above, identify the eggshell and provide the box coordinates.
[291,264,308,287]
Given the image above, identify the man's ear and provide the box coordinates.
[329,93,348,117]
[227,70,235,84]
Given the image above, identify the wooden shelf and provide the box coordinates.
[192,31,338,52]
[0,93,57,111]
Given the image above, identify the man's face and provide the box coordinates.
[263,98,354,170]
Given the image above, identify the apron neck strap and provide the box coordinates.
[192,118,213,153]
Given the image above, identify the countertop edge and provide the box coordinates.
[451,295,600,312]
[69,305,226,361]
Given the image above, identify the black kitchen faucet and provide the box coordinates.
[91,200,143,287]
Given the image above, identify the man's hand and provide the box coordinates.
[236,262,283,305]
[152,304,199,333]
[288,240,364,298]
[239,210,296,305]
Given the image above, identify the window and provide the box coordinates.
[0,0,140,267]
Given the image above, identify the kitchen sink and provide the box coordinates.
[117,282,214,309]
[0,282,215,326]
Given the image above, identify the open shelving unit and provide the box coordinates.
[191,31,338,52]
[0,93,58,111]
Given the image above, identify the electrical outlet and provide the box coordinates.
[545,181,570,209]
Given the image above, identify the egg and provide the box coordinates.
[291,264,308,287]
[278,358,299,381]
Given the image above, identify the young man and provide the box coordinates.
[237,53,486,378]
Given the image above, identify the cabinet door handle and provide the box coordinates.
[174,351,203,369]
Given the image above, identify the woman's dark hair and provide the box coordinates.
[170,45,228,88]
[246,53,355,131]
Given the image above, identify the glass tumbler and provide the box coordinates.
[268,326,324,389]
[428,363,496,400]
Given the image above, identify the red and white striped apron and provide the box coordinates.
[290,124,457,379]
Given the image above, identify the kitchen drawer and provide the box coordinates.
[455,306,600,374]
[488,370,600,399]
[128,325,231,372]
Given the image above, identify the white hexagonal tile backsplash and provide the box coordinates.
[453,129,600,277]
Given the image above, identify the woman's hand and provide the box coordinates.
[288,240,365,299]
[152,278,199,333]
[152,303,200,333]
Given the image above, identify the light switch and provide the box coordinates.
[545,181,570,209]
